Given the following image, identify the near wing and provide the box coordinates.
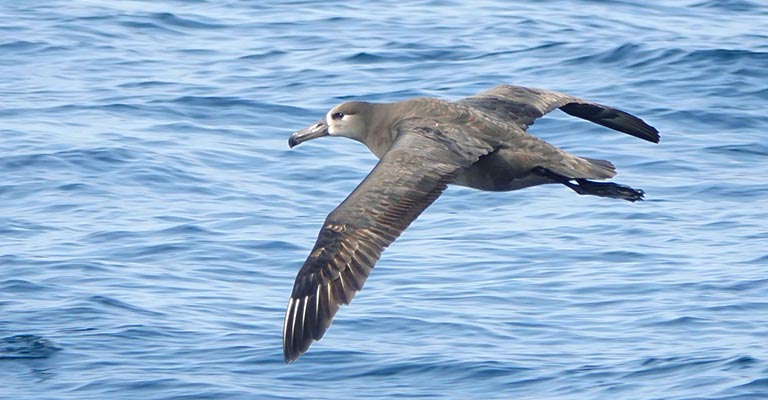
[283,125,493,363]
[458,84,659,143]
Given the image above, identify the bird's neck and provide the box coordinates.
[362,102,401,159]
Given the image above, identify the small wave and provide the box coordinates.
[0,279,49,292]
[239,50,288,61]
[625,355,723,378]
[345,51,393,63]
[720,276,768,292]
[691,0,763,11]
[743,254,768,265]
[151,12,228,30]
[564,43,768,74]
[722,355,759,369]
[705,143,768,157]
[0,147,139,173]
[0,40,49,53]
[159,96,305,117]
[640,315,708,328]
[563,43,661,68]
[462,42,567,61]
[0,334,60,359]
[737,377,768,389]
[165,96,257,108]
[116,80,178,89]
[83,230,143,244]
[350,358,531,381]
[345,49,465,63]
[671,48,768,65]
[88,295,165,317]
[107,242,198,262]
[157,224,214,236]
[122,12,227,33]
[117,12,228,37]
[0,218,57,238]
[119,20,183,35]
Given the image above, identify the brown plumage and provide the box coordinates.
[284,85,659,363]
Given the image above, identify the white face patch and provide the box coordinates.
[325,103,365,140]
[327,111,357,137]
[326,110,340,135]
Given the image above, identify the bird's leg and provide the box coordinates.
[532,167,645,202]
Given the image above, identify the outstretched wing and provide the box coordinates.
[458,85,659,143]
[283,126,493,363]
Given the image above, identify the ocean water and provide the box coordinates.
[1,0,767,398]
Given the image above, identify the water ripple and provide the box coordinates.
[2,0,767,399]
[0,335,60,360]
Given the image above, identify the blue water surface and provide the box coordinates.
[2,1,767,399]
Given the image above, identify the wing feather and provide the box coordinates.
[283,129,493,363]
[459,84,659,143]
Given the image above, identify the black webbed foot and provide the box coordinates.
[571,179,644,202]
[533,167,645,202]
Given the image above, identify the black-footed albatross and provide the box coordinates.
[283,84,659,363]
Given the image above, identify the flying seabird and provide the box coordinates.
[283,84,659,363]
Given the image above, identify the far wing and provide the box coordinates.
[283,126,493,363]
[458,85,659,143]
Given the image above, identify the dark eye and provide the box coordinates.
[331,112,344,120]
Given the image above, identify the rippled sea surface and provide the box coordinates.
[2,1,767,399]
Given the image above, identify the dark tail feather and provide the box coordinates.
[584,157,616,179]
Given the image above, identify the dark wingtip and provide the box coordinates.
[283,283,335,364]
[560,102,660,143]
[635,122,661,144]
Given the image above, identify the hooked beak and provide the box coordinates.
[288,119,329,148]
